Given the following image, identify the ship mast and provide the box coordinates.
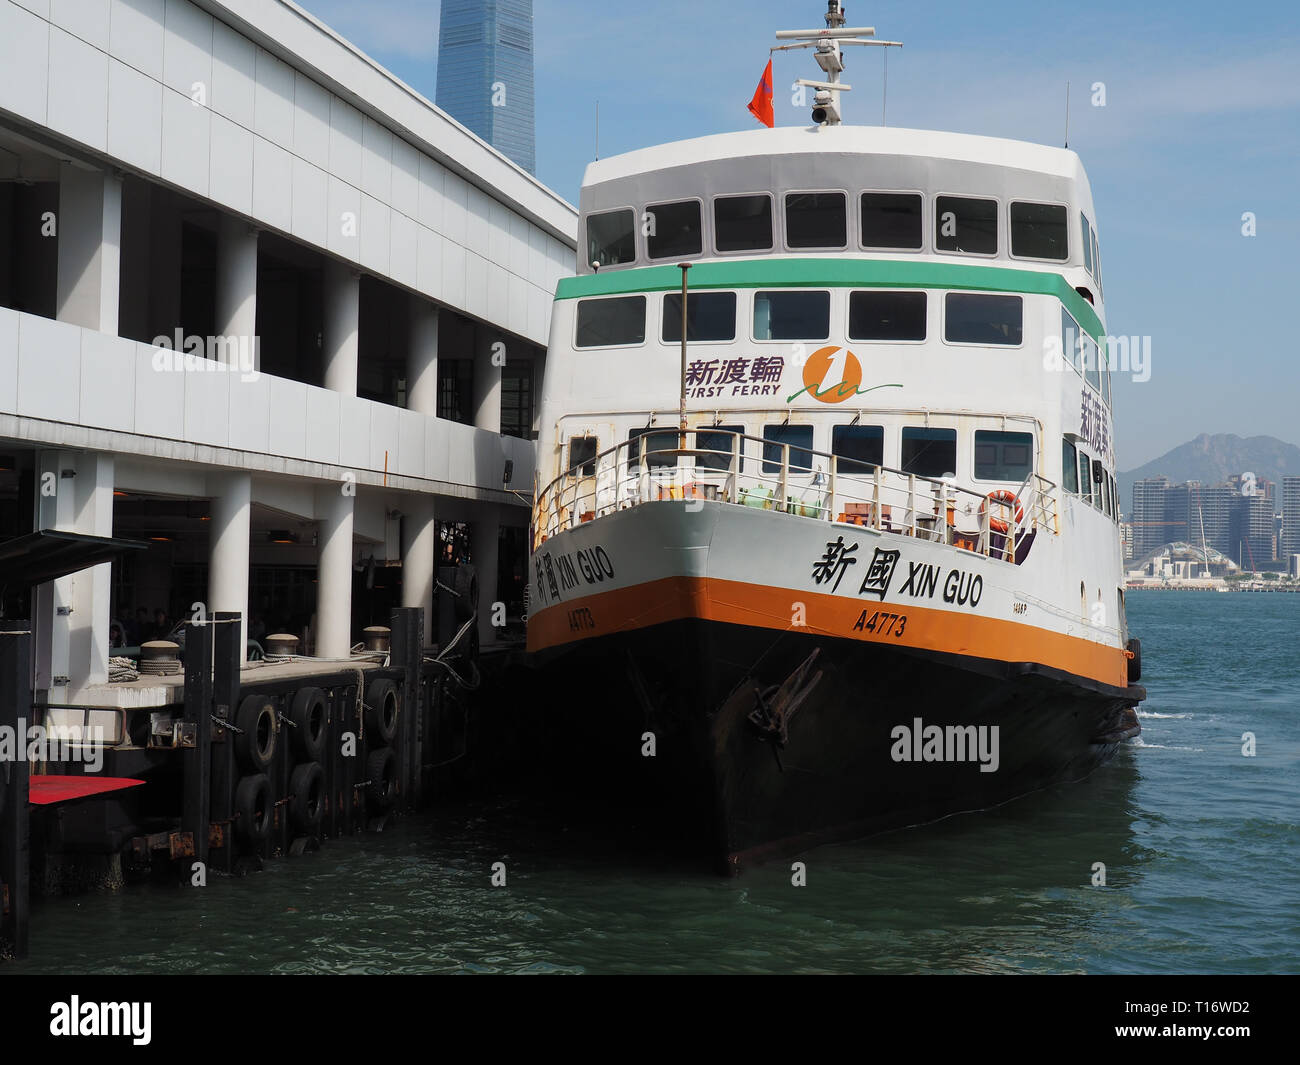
[772,2,901,127]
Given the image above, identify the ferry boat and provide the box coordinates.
[525,3,1144,871]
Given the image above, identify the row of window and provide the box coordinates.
[586,192,1085,267]
[575,289,1024,349]
[1061,307,1111,406]
[1079,212,1103,298]
[570,426,1035,483]
[1062,438,1119,521]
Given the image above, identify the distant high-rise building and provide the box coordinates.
[437,0,536,174]
[1282,477,1300,560]
[1131,476,1173,558]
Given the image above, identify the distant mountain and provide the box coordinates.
[1118,434,1300,513]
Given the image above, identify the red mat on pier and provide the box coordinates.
[28,776,145,806]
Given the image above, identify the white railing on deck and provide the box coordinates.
[533,429,1059,564]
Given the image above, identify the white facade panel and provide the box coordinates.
[290,155,328,247]
[303,385,340,465]
[50,0,108,49]
[225,371,271,454]
[160,0,212,98]
[47,27,108,151]
[359,194,390,274]
[17,314,81,424]
[267,375,308,460]
[78,330,135,433]
[336,393,371,469]
[326,175,361,260]
[208,18,254,126]
[133,342,185,440]
[0,307,20,413]
[390,136,421,221]
[251,134,293,232]
[327,96,363,187]
[183,365,230,447]
[360,116,393,202]
[109,0,165,80]
[389,211,419,290]
[292,70,331,169]
[209,111,253,215]
[107,58,163,175]
[160,87,210,195]
[0,1,49,124]
[253,46,294,144]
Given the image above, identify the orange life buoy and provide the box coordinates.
[980,490,1024,534]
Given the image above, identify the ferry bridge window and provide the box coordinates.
[1082,333,1102,391]
[575,295,646,348]
[861,192,923,249]
[934,195,997,255]
[1062,307,1083,372]
[848,290,927,341]
[1010,202,1068,260]
[785,192,847,249]
[1062,438,1079,493]
[762,425,815,474]
[1102,470,1114,517]
[1092,233,1102,293]
[1080,213,1094,275]
[627,427,679,469]
[753,290,830,340]
[901,427,957,479]
[714,194,773,252]
[697,425,745,471]
[586,208,635,267]
[1078,450,1093,508]
[832,425,884,474]
[646,200,703,260]
[944,293,1023,345]
[568,435,597,476]
[662,291,737,343]
[974,430,1033,482]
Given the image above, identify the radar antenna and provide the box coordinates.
[772,3,902,127]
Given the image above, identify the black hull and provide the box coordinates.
[530,619,1143,873]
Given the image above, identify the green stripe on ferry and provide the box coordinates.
[555,258,1105,341]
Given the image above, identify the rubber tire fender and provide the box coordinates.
[289,686,328,762]
[365,746,398,813]
[235,773,273,844]
[364,678,399,745]
[288,761,325,836]
[235,694,277,772]
[1126,638,1142,683]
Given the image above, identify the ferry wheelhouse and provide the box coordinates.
[526,9,1143,870]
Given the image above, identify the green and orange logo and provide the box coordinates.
[786,345,902,404]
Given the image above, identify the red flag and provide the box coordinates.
[748,59,775,128]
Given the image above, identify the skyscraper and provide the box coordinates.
[437,0,536,174]
[1282,477,1300,561]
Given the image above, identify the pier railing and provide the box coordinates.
[533,429,1059,564]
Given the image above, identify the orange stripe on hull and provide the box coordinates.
[528,576,1128,688]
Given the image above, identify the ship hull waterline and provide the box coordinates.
[525,502,1143,873]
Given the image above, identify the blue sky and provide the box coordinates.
[298,0,1300,469]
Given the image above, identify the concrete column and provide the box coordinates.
[33,452,115,696]
[470,503,500,645]
[315,486,355,658]
[408,298,439,416]
[472,325,502,433]
[323,260,359,396]
[400,495,436,641]
[208,472,252,663]
[56,163,122,334]
[216,215,259,372]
